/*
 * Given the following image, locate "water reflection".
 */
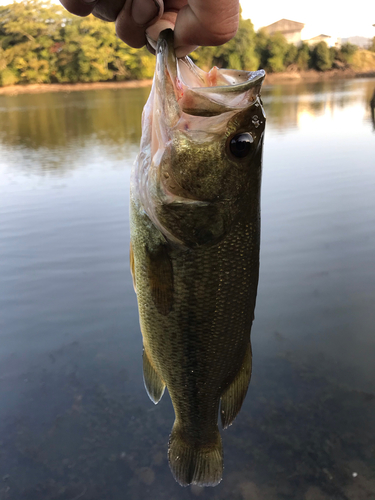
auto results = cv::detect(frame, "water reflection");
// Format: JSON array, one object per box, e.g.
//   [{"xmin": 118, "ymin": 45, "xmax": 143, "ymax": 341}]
[
  {"xmin": 0, "ymin": 88, "xmax": 149, "ymax": 176},
  {"xmin": 0, "ymin": 79, "xmax": 374, "ymax": 157},
  {"xmin": 0, "ymin": 88, "xmax": 148, "ymax": 149},
  {"xmin": 262, "ymin": 78, "xmax": 375, "ymax": 133},
  {"xmin": 1, "ymin": 78, "xmax": 375, "ymax": 500}
]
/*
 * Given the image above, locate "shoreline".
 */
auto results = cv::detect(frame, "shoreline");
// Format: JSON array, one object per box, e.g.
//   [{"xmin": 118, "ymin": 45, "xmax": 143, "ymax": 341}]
[
  {"xmin": 0, "ymin": 79, "xmax": 153, "ymax": 96},
  {"xmin": 264, "ymin": 68, "xmax": 375, "ymax": 84},
  {"xmin": 1, "ymin": 70, "xmax": 375, "ymax": 96}
]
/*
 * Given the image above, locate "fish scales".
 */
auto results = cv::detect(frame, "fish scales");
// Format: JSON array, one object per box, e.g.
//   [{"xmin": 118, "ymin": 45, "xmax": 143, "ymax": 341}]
[{"xmin": 130, "ymin": 29, "xmax": 266, "ymax": 487}]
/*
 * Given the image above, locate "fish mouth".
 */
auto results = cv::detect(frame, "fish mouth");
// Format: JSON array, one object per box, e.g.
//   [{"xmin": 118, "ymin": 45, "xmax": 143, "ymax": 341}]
[
  {"xmin": 136, "ymin": 30, "xmax": 266, "ymax": 245},
  {"xmin": 150, "ymin": 30, "xmax": 266, "ymax": 203},
  {"xmin": 155, "ymin": 29, "xmax": 265, "ymax": 118}
]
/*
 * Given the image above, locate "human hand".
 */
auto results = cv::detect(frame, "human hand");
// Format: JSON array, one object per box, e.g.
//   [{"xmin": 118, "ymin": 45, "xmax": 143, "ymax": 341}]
[{"xmin": 59, "ymin": 0, "xmax": 239, "ymax": 57}]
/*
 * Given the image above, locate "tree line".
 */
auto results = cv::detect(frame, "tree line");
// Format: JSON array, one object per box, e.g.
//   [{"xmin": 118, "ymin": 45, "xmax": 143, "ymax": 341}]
[{"xmin": 0, "ymin": 0, "xmax": 373, "ymax": 87}]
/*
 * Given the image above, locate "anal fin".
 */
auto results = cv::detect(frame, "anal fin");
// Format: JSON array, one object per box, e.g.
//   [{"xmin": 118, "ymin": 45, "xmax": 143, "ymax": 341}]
[
  {"xmin": 220, "ymin": 342, "xmax": 252, "ymax": 429},
  {"xmin": 143, "ymin": 348, "xmax": 165, "ymax": 404}
]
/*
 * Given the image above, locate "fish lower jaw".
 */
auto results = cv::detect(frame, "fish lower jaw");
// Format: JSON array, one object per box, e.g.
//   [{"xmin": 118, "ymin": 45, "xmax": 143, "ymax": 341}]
[{"xmin": 158, "ymin": 178, "xmax": 209, "ymax": 207}]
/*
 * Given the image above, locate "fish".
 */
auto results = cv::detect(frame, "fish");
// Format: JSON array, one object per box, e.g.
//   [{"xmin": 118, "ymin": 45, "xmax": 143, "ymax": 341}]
[{"xmin": 129, "ymin": 29, "xmax": 266, "ymax": 487}]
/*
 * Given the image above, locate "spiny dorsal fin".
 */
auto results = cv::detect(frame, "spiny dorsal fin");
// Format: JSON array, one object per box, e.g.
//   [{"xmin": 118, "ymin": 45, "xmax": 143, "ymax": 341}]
[
  {"xmin": 143, "ymin": 348, "xmax": 165, "ymax": 404},
  {"xmin": 220, "ymin": 342, "xmax": 252, "ymax": 429},
  {"xmin": 145, "ymin": 244, "xmax": 174, "ymax": 316}
]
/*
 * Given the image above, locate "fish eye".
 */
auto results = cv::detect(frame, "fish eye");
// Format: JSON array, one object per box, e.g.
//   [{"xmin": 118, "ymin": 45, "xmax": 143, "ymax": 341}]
[{"xmin": 229, "ymin": 133, "xmax": 254, "ymax": 159}]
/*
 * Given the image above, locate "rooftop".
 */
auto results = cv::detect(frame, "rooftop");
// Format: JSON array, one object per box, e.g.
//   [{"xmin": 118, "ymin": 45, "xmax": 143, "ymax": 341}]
[
  {"xmin": 263, "ymin": 19, "xmax": 305, "ymax": 31},
  {"xmin": 308, "ymin": 34, "xmax": 331, "ymax": 40}
]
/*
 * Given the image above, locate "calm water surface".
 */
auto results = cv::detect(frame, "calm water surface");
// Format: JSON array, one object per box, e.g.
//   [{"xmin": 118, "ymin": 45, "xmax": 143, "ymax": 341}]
[{"xmin": 1, "ymin": 78, "xmax": 375, "ymax": 500}]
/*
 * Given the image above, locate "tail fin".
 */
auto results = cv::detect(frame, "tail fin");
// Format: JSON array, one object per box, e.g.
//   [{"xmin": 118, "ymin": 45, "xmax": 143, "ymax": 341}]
[{"xmin": 168, "ymin": 422, "xmax": 223, "ymax": 487}]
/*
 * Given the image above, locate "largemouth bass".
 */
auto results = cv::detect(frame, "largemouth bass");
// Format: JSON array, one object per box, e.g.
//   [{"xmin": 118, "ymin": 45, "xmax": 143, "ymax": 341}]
[{"xmin": 130, "ymin": 29, "xmax": 266, "ymax": 487}]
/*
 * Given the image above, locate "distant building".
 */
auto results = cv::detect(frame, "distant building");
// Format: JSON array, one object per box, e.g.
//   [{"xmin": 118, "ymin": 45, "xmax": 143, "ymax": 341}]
[
  {"xmin": 261, "ymin": 19, "xmax": 305, "ymax": 46},
  {"xmin": 339, "ymin": 36, "xmax": 372, "ymax": 48},
  {"xmin": 305, "ymin": 34, "xmax": 335, "ymax": 47}
]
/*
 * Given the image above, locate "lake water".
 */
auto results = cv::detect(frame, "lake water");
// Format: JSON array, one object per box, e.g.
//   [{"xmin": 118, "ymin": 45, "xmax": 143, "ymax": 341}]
[{"xmin": 1, "ymin": 78, "xmax": 375, "ymax": 500}]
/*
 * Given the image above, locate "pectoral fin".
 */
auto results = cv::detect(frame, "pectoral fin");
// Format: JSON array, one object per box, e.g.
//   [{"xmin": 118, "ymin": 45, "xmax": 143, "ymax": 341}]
[
  {"xmin": 220, "ymin": 343, "xmax": 252, "ymax": 429},
  {"xmin": 145, "ymin": 243, "xmax": 174, "ymax": 316},
  {"xmin": 129, "ymin": 241, "xmax": 136, "ymax": 293},
  {"xmin": 143, "ymin": 348, "xmax": 165, "ymax": 404}
]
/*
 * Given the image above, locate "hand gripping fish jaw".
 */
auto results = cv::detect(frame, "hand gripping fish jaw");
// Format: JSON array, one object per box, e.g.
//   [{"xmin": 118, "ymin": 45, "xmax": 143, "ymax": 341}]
[{"xmin": 130, "ymin": 29, "xmax": 266, "ymax": 486}]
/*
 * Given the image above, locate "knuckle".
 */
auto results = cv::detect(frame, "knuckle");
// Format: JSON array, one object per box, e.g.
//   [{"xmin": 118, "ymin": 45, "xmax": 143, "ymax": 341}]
[
  {"xmin": 59, "ymin": 0, "xmax": 94, "ymax": 17},
  {"xmin": 204, "ymin": 15, "xmax": 239, "ymax": 45},
  {"xmin": 209, "ymin": 29, "xmax": 238, "ymax": 46},
  {"xmin": 115, "ymin": 25, "xmax": 146, "ymax": 48}
]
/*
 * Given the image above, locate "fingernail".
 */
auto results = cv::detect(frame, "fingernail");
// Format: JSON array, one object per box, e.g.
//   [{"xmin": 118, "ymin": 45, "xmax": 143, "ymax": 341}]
[
  {"xmin": 146, "ymin": 40, "xmax": 156, "ymax": 55},
  {"xmin": 146, "ymin": 19, "xmax": 174, "ymax": 44},
  {"xmin": 132, "ymin": 0, "xmax": 161, "ymax": 26},
  {"xmin": 146, "ymin": 34, "xmax": 157, "ymax": 55},
  {"xmin": 82, "ymin": 0, "xmax": 97, "ymax": 3}
]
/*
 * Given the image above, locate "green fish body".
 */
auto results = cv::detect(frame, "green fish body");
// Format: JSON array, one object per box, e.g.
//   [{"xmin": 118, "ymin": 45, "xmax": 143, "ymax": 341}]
[{"xmin": 130, "ymin": 30, "xmax": 266, "ymax": 487}]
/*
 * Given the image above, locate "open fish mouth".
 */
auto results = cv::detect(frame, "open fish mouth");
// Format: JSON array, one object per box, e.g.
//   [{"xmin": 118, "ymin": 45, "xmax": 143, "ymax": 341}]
[
  {"xmin": 148, "ymin": 29, "xmax": 266, "ymax": 165},
  {"xmin": 136, "ymin": 29, "xmax": 266, "ymax": 246},
  {"xmin": 155, "ymin": 29, "xmax": 265, "ymax": 117}
]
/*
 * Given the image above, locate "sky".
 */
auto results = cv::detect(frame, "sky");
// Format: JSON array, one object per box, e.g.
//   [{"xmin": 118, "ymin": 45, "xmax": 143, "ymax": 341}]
[
  {"xmin": 0, "ymin": 0, "xmax": 374, "ymax": 40},
  {"xmin": 240, "ymin": 0, "xmax": 375, "ymax": 39}
]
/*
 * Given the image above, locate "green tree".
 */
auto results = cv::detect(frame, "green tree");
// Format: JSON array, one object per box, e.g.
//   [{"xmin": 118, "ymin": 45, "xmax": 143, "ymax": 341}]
[
  {"xmin": 56, "ymin": 16, "xmax": 118, "ymax": 82},
  {"xmin": 284, "ymin": 43, "xmax": 298, "ymax": 67},
  {"xmin": 296, "ymin": 42, "xmax": 311, "ymax": 70},
  {"xmin": 254, "ymin": 29, "xmax": 270, "ymax": 69},
  {"xmin": 311, "ymin": 41, "xmax": 332, "ymax": 71},
  {"xmin": 266, "ymin": 32, "xmax": 289, "ymax": 72},
  {"xmin": 111, "ymin": 43, "xmax": 155, "ymax": 81},
  {"xmin": 0, "ymin": 0, "xmax": 155, "ymax": 86},
  {"xmin": 337, "ymin": 42, "xmax": 358, "ymax": 64},
  {"xmin": 1, "ymin": 0, "xmax": 361, "ymax": 87},
  {"xmin": 0, "ymin": 0, "xmax": 66, "ymax": 84}
]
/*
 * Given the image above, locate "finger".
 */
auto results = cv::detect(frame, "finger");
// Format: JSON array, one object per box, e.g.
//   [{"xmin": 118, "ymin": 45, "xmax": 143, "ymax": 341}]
[
  {"xmin": 132, "ymin": 0, "xmax": 163, "ymax": 26},
  {"xmin": 146, "ymin": 14, "xmax": 197, "ymax": 57},
  {"xmin": 91, "ymin": 0, "xmax": 128, "ymax": 22},
  {"xmin": 59, "ymin": 0, "xmax": 98, "ymax": 17},
  {"xmin": 145, "ymin": 11, "xmax": 176, "ymax": 48},
  {"xmin": 115, "ymin": 0, "xmax": 163, "ymax": 48},
  {"xmin": 174, "ymin": 0, "xmax": 239, "ymax": 55},
  {"xmin": 145, "ymin": 0, "xmax": 185, "ymax": 49},
  {"xmin": 146, "ymin": 3, "xmax": 198, "ymax": 56}
]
